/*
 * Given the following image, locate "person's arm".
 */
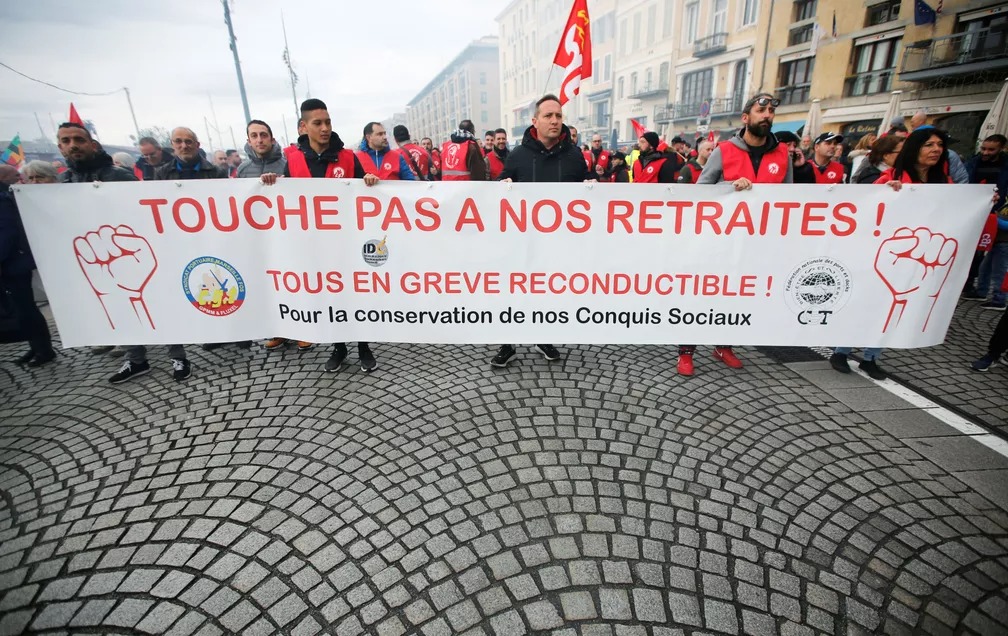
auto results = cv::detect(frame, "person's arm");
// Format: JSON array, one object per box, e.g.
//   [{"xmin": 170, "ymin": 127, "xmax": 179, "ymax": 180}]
[
  {"xmin": 696, "ymin": 148, "xmax": 723, "ymax": 184},
  {"xmin": 397, "ymin": 152, "xmax": 417, "ymax": 181},
  {"xmin": 468, "ymin": 142, "xmax": 488, "ymax": 181}
]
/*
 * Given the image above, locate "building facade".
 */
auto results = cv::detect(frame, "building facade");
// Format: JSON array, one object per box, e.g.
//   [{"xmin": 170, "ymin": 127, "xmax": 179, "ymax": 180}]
[{"xmin": 404, "ymin": 37, "xmax": 502, "ymax": 145}]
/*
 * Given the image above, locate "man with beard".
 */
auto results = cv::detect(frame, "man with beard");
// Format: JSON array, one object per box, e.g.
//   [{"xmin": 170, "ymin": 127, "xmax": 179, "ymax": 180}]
[
  {"xmin": 490, "ymin": 94, "xmax": 588, "ymax": 368},
  {"xmin": 225, "ymin": 149, "xmax": 242, "ymax": 178},
  {"xmin": 262, "ymin": 99, "xmax": 380, "ymax": 371},
  {"xmin": 485, "ymin": 128, "xmax": 509, "ymax": 180},
  {"xmin": 212, "ymin": 150, "xmax": 228, "ymax": 169},
  {"xmin": 677, "ymin": 139, "xmax": 715, "ymax": 183},
  {"xmin": 135, "ymin": 136, "xmax": 173, "ymax": 180},
  {"xmin": 236, "ymin": 120, "xmax": 285, "ymax": 178},
  {"xmin": 632, "ymin": 131, "xmax": 678, "ymax": 183},
  {"xmin": 678, "ymin": 93, "xmax": 792, "ymax": 377},
  {"xmin": 440, "ymin": 119, "xmax": 487, "ymax": 181},
  {"xmin": 357, "ymin": 123, "xmax": 417, "ymax": 181},
  {"xmin": 421, "ymin": 137, "xmax": 441, "ymax": 180}
]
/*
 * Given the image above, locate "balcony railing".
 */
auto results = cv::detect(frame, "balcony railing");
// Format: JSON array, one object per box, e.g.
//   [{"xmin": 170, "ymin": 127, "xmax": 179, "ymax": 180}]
[
  {"xmin": 654, "ymin": 105, "xmax": 674, "ymax": 123},
  {"xmin": 629, "ymin": 82, "xmax": 671, "ymax": 99},
  {"xmin": 900, "ymin": 26, "xmax": 1008, "ymax": 83},
  {"xmin": 667, "ymin": 94, "xmax": 745, "ymax": 122},
  {"xmin": 693, "ymin": 32, "xmax": 728, "ymax": 57},
  {"xmin": 843, "ymin": 69, "xmax": 895, "ymax": 97},
  {"xmin": 776, "ymin": 83, "xmax": 811, "ymax": 105}
]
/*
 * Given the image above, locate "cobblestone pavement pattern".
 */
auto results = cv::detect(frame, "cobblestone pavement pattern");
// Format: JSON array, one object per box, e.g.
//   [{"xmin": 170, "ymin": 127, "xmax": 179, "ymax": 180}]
[{"xmin": 1, "ymin": 306, "xmax": 1007, "ymax": 635}]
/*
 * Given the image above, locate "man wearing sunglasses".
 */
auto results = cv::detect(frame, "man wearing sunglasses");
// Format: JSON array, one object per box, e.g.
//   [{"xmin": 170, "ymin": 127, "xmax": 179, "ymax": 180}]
[
  {"xmin": 698, "ymin": 93, "xmax": 792, "ymax": 190},
  {"xmin": 678, "ymin": 94, "xmax": 792, "ymax": 377},
  {"xmin": 135, "ymin": 137, "xmax": 174, "ymax": 181}
]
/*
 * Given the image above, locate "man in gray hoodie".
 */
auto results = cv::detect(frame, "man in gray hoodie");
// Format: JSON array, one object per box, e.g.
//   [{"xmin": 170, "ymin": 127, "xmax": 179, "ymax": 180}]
[{"xmin": 236, "ymin": 120, "xmax": 286, "ymax": 177}]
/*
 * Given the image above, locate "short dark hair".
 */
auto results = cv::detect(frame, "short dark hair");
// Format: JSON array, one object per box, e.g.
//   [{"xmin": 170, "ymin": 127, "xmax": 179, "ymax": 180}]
[
  {"xmin": 57, "ymin": 122, "xmax": 91, "ymax": 140},
  {"xmin": 137, "ymin": 136, "xmax": 160, "ymax": 147},
  {"xmin": 420, "ymin": 137, "xmax": 432, "ymax": 144},
  {"xmin": 299, "ymin": 98, "xmax": 328, "ymax": 122},
  {"xmin": 985, "ymin": 134, "xmax": 1007, "ymax": 146},
  {"xmin": 494, "ymin": 128, "xmax": 507, "ymax": 136},
  {"xmin": 458, "ymin": 119, "xmax": 475, "ymax": 134},
  {"xmin": 226, "ymin": 149, "xmax": 238, "ymax": 157},
  {"xmin": 743, "ymin": 92, "xmax": 776, "ymax": 114},
  {"xmin": 247, "ymin": 119, "xmax": 273, "ymax": 137},
  {"xmin": 484, "ymin": 130, "xmax": 494, "ymax": 137},
  {"xmin": 363, "ymin": 122, "xmax": 383, "ymax": 137}
]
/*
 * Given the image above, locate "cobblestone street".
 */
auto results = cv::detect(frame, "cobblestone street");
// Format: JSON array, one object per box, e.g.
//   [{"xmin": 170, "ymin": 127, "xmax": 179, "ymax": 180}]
[{"xmin": 1, "ymin": 302, "xmax": 1006, "ymax": 635}]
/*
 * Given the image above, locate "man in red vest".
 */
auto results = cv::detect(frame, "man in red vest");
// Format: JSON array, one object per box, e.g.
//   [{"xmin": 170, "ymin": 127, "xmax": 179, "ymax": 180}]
[
  {"xmin": 393, "ymin": 125, "xmax": 430, "ymax": 180},
  {"xmin": 679, "ymin": 93, "xmax": 793, "ymax": 376},
  {"xmin": 809, "ymin": 132, "xmax": 845, "ymax": 184},
  {"xmin": 483, "ymin": 131, "xmax": 495, "ymax": 156},
  {"xmin": 588, "ymin": 134, "xmax": 611, "ymax": 177},
  {"xmin": 356, "ymin": 123, "xmax": 417, "ymax": 181},
  {"xmin": 421, "ymin": 137, "xmax": 441, "ymax": 180},
  {"xmin": 485, "ymin": 128, "xmax": 509, "ymax": 180},
  {"xmin": 263, "ymin": 98, "xmax": 381, "ymax": 373},
  {"xmin": 677, "ymin": 139, "xmax": 714, "ymax": 183},
  {"xmin": 632, "ymin": 131, "xmax": 678, "ymax": 183},
  {"xmin": 440, "ymin": 119, "xmax": 487, "ymax": 181}
]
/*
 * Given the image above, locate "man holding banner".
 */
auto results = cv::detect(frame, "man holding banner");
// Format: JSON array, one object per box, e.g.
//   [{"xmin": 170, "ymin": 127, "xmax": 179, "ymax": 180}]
[{"xmin": 491, "ymin": 94, "xmax": 588, "ymax": 368}]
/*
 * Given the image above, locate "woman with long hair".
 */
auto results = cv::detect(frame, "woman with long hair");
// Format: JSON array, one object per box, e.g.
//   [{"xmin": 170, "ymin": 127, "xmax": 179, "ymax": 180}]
[
  {"xmin": 876, "ymin": 127, "xmax": 951, "ymax": 188},
  {"xmin": 853, "ymin": 135, "xmax": 903, "ymax": 184}
]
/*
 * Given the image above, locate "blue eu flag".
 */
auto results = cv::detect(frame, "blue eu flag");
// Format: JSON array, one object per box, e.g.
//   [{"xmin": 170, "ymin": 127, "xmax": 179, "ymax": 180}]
[{"xmin": 915, "ymin": 0, "xmax": 937, "ymax": 25}]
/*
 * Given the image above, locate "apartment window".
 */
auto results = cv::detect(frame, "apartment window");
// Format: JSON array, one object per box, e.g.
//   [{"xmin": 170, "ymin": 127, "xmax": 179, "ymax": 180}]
[
  {"xmin": 659, "ymin": 62, "xmax": 670, "ymax": 89},
  {"xmin": 846, "ymin": 37, "xmax": 900, "ymax": 96},
  {"xmin": 866, "ymin": 0, "xmax": 900, "ymax": 27},
  {"xmin": 604, "ymin": 54, "xmax": 612, "ymax": 81},
  {"xmin": 481, "ymin": 111, "xmax": 489, "ymax": 123},
  {"xmin": 684, "ymin": 3, "xmax": 699, "ymax": 44},
  {"xmin": 618, "ymin": 77, "xmax": 625, "ymax": 99},
  {"xmin": 741, "ymin": 0, "xmax": 759, "ymax": 26},
  {"xmin": 680, "ymin": 69, "xmax": 713, "ymax": 106},
  {"xmin": 712, "ymin": 0, "xmax": 728, "ymax": 33},
  {"xmin": 778, "ymin": 57, "xmax": 814, "ymax": 104},
  {"xmin": 647, "ymin": 4, "xmax": 657, "ymax": 45},
  {"xmin": 633, "ymin": 12, "xmax": 642, "ymax": 50},
  {"xmin": 630, "ymin": 72, "xmax": 638, "ymax": 95},
  {"xmin": 732, "ymin": 60, "xmax": 748, "ymax": 103},
  {"xmin": 663, "ymin": 0, "xmax": 675, "ymax": 38},
  {"xmin": 620, "ymin": 18, "xmax": 628, "ymax": 55},
  {"xmin": 594, "ymin": 59, "xmax": 601, "ymax": 78},
  {"xmin": 956, "ymin": 12, "xmax": 1008, "ymax": 61},
  {"xmin": 794, "ymin": 0, "xmax": 817, "ymax": 22},
  {"xmin": 789, "ymin": 23, "xmax": 815, "ymax": 45},
  {"xmin": 480, "ymin": 72, "xmax": 487, "ymax": 85},
  {"xmin": 481, "ymin": 92, "xmax": 488, "ymax": 104},
  {"xmin": 592, "ymin": 101, "xmax": 609, "ymax": 128}
]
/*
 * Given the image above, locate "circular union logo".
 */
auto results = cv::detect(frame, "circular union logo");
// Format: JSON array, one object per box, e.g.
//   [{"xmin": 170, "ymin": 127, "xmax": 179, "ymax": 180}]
[
  {"xmin": 383, "ymin": 162, "xmax": 393, "ymax": 171},
  {"xmin": 784, "ymin": 257, "xmax": 852, "ymax": 314},
  {"xmin": 362, "ymin": 237, "xmax": 389, "ymax": 267},
  {"xmin": 768, "ymin": 163, "xmax": 780, "ymax": 175},
  {"xmin": 331, "ymin": 166, "xmax": 345, "ymax": 178},
  {"xmin": 182, "ymin": 256, "xmax": 246, "ymax": 317}
]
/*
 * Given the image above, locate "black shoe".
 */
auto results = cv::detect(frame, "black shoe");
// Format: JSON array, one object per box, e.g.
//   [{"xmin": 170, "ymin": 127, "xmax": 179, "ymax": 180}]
[
  {"xmin": 15, "ymin": 350, "xmax": 35, "ymax": 365},
  {"xmin": 109, "ymin": 360, "xmax": 150, "ymax": 384},
  {"xmin": 962, "ymin": 290, "xmax": 986, "ymax": 300},
  {"xmin": 859, "ymin": 359, "xmax": 887, "ymax": 381},
  {"xmin": 491, "ymin": 345, "xmax": 516, "ymax": 368},
  {"xmin": 90, "ymin": 345, "xmax": 114, "ymax": 355},
  {"xmin": 201, "ymin": 343, "xmax": 224, "ymax": 351},
  {"xmin": 26, "ymin": 350, "xmax": 56, "ymax": 367},
  {"xmin": 981, "ymin": 301, "xmax": 1007, "ymax": 311},
  {"xmin": 172, "ymin": 358, "xmax": 192, "ymax": 381},
  {"xmin": 359, "ymin": 344, "xmax": 377, "ymax": 373},
  {"xmin": 326, "ymin": 345, "xmax": 348, "ymax": 373},
  {"xmin": 535, "ymin": 344, "xmax": 561, "ymax": 361},
  {"xmin": 829, "ymin": 353, "xmax": 850, "ymax": 374}
]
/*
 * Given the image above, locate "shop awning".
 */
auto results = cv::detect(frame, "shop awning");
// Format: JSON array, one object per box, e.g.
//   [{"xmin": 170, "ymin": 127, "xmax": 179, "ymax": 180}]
[{"xmin": 772, "ymin": 120, "xmax": 805, "ymax": 134}]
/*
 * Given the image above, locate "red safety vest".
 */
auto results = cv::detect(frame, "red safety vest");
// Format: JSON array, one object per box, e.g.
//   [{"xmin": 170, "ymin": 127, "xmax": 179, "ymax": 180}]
[
  {"xmin": 401, "ymin": 143, "xmax": 430, "ymax": 179},
  {"xmin": 355, "ymin": 149, "xmax": 402, "ymax": 180},
  {"xmin": 811, "ymin": 161, "xmax": 844, "ymax": 184},
  {"xmin": 874, "ymin": 167, "xmax": 952, "ymax": 185},
  {"xmin": 133, "ymin": 165, "xmax": 143, "ymax": 181},
  {"xmin": 719, "ymin": 141, "xmax": 789, "ymax": 183},
  {"xmin": 632, "ymin": 157, "xmax": 669, "ymax": 183},
  {"xmin": 441, "ymin": 141, "xmax": 473, "ymax": 181},
  {"xmin": 582, "ymin": 149, "xmax": 593, "ymax": 170},
  {"xmin": 682, "ymin": 160, "xmax": 704, "ymax": 184},
  {"xmin": 487, "ymin": 151, "xmax": 506, "ymax": 180},
  {"xmin": 284, "ymin": 145, "xmax": 355, "ymax": 178},
  {"xmin": 588, "ymin": 150, "xmax": 611, "ymax": 173}
]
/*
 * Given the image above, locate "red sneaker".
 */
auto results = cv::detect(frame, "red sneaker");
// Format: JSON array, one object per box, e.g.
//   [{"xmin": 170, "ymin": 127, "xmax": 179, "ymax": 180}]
[
  {"xmin": 713, "ymin": 347, "xmax": 743, "ymax": 369},
  {"xmin": 677, "ymin": 353, "xmax": 694, "ymax": 376}
]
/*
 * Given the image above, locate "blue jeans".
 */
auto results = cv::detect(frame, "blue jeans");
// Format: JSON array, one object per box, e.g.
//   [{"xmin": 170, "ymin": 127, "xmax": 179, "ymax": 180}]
[
  {"xmin": 977, "ymin": 242, "xmax": 1008, "ymax": 305},
  {"xmin": 834, "ymin": 347, "xmax": 881, "ymax": 361}
]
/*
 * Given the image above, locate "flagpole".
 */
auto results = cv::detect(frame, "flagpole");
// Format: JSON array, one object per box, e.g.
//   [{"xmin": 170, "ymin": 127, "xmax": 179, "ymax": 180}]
[
  {"xmin": 282, "ymin": 10, "xmax": 299, "ymax": 118},
  {"xmin": 122, "ymin": 87, "xmax": 141, "ymax": 144}
]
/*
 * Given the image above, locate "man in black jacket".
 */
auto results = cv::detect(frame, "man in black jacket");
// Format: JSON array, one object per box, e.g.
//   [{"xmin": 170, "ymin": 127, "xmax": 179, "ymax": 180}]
[
  {"xmin": 491, "ymin": 94, "xmax": 589, "ymax": 368},
  {"xmin": 135, "ymin": 136, "xmax": 174, "ymax": 180}
]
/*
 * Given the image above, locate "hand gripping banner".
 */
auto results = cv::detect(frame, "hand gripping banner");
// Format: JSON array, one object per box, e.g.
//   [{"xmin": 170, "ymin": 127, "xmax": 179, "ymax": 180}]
[{"xmin": 13, "ymin": 180, "xmax": 993, "ymax": 348}]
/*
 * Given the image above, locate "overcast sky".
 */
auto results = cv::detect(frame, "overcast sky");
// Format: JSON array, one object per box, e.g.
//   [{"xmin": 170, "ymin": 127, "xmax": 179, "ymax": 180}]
[{"xmin": 0, "ymin": 0, "xmax": 505, "ymax": 150}]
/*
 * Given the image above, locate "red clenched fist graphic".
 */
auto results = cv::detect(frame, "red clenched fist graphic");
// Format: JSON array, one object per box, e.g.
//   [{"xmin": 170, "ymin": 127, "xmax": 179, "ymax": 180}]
[
  {"xmin": 874, "ymin": 227, "xmax": 958, "ymax": 333},
  {"xmin": 73, "ymin": 224, "xmax": 158, "ymax": 329}
]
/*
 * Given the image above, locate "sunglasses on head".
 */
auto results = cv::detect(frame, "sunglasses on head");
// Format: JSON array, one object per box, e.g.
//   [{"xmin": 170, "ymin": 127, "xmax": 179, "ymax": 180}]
[{"xmin": 748, "ymin": 96, "xmax": 781, "ymax": 109}]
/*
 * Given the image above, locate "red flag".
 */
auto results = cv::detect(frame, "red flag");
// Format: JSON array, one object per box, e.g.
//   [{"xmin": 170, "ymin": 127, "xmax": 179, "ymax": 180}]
[
  {"xmin": 707, "ymin": 130, "xmax": 715, "ymax": 142},
  {"xmin": 69, "ymin": 103, "xmax": 84, "ymax": 126},
  {"xmin": 552, "ymin": 0, "xmax": 592, "ymax": 105},
  {"xmin": 630, "ymin": 118, "xmax": 646, "ymax": 139}
]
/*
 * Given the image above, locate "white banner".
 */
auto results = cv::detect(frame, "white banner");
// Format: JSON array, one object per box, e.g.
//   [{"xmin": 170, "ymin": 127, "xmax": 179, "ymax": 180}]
[{"xmin": 13, "ymin": 180, "xmax": 991, "ymax": 348}]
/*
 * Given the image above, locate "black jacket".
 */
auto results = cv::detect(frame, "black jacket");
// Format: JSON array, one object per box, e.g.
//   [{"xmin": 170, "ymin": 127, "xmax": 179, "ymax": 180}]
[
  {"xmin": 282, "ymin": 134, "xmax": 366, "ymax": 179},
  {"xmin": 154, "ymin": 156, "xmax": 227, "ymax": 180},
  {"xmin": 0, "ymin": 187, "xmax": 34, "ymax": 278},
  {"xmin": 135, "ymin": 149, "xmax": 175, "ymax": 180},
  {"xmin": 499, "ymin": 125, "xmax": 590, "ymax": 183},
  {"xmin": 852, "ymin": 162, "xmax": 884, "ymax": 185},
  {"xmin": 61, "ymin": 150, "xmax": 138, "ymax": 183}
]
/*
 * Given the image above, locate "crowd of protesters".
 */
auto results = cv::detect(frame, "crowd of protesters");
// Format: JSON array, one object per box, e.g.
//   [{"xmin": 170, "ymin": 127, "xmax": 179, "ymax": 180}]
[{"xmin": 2, "ymin": 92, "xmax": 1006, "ymax": 383}]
